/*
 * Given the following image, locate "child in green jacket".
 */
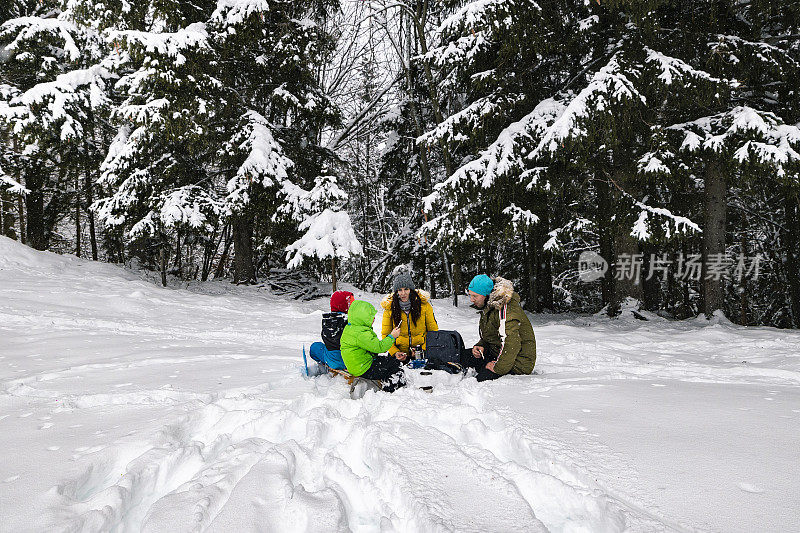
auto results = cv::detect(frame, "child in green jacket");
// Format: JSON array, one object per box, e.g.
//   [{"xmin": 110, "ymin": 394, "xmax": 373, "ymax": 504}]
[{"xmin": 340, "ymin": 300, "xmax": 406, "ymax": 392}]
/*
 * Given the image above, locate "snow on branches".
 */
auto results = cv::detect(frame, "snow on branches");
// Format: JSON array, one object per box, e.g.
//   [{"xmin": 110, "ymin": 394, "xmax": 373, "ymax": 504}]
[
  {"xmin": 503, "ymin": 203, "xmax": 539, "ymax": 231},
  {"xmin": 107, "ymin": 23, "xmax": 210, "ymax": 59},
  {"xmin": 283, "ymin": 173, "xmax": 360, "ymax": 268},
  {"xmin": 644, "ymin": 47, "xmax": 721, "ymax": 86},
  {"xmin": 424, "ymin": 97, "xmax": 565, "ymax": 212},
  {"xmin": 530, "ymin": 54, "xmax": 644, "ymax": 160},
  {"xmin": 0, "ymin": 17, "xmax": 82, "ymax": 62},
  {"xmin": 431, "ymin": 0, "xmax": 540, "ymax": 68},
  {"xmin": 670, "ymin": 106, "xmax": 800, "ymax": 177},
  {"xmin": 224, "ymin": 111, "xmax": 293, "ymax": 214},
  {"xmin": 0, "ymin": 65, "xmax": 112, "ymax": 141},
  {"xmin": 0, "ymin": 167, "xmax": 29, "ymax": 195},
  {"xmin": 285, "ymin": 209, "xmax": 363, "ymax": 268},
  {"xmin": 128, "ymin": 186, "xmax": 221, "ymax": 238},
  {"xmin": 211, "ymin": 0, "xmax": 271, "ymax": 25}
]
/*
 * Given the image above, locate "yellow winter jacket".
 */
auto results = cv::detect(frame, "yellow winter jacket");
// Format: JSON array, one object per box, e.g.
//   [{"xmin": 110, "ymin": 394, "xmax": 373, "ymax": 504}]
[{"xmin": 380, "ymin": 291, "xmax": 439, "ymax": 355}]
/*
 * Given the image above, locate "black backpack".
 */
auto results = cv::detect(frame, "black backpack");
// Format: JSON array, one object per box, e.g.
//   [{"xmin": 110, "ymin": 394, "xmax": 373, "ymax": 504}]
[{"xmin": 424, "ymin": 330, "xmax": 466, "ymax": 374}]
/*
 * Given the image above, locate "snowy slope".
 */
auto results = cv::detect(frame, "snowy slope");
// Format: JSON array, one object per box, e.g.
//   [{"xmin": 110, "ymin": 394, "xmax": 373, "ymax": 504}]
[{"xmin": 1, "ymin": 236, "xmax": 799, "ymax": 532}]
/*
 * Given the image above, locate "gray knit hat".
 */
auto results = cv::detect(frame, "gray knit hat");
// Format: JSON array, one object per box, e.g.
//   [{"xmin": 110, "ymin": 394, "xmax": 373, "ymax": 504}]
[{"xmin": 392, "ymin": 272, "xmax": 415, "ymax": 292}]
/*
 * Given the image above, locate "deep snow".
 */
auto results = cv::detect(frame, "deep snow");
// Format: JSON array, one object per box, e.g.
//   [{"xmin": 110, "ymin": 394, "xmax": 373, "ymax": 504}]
[{"xmin": 1, "ymin": 236, "xmax": 798, "ymax": 532}]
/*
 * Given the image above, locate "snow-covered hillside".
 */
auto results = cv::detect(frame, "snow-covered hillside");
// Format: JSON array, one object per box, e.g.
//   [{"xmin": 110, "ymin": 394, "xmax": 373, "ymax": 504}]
[{"xmin": 1, "ymin": 236, "xmax": 798, "ymax": 532}]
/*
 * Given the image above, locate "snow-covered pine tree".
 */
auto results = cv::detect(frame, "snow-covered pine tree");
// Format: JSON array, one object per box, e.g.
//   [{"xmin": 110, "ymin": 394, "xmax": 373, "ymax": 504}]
[
  {"xmin": 212, "ymin": 0, "xmax": 340, "ymax": 283},
  {"xmin": 90, "ymin": 1, "xmax": 221, "ymax": 284},
  {"xmin": 648, "ymin": 2, "xmax": 800, "ymax": 321},
  {"xmin": 0, "ymin": 0, "xmax": 111, "ymax": 251},
  {"xmin": 92, "ymin": 0, "xmax": 341, "ymax": 284},
  {"xmin": 284, "ymin": 172, "xmax": 363, "ymax": 291},
  {"xmin": 420, "ymin": 0, "xmax": 585, "ymax": 309},
  {"xmin": 425, "ymin": 0, "xmax": 799, "ymax": 321}
]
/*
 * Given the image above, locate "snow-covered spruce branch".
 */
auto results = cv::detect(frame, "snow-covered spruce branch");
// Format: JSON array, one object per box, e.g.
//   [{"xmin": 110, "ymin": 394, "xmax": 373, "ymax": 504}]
[
  {"xmin": 424, "ymin": 97, "xmax": 565, "ymax": 209},
  {"xmin": 643, "ymin": 47, "xmax": 722, "ymax": 86},
  {"xmin": 530, "ymin": 54, "xmax": 645, "ymax": 161},
  {"xmin": 106, "ymin": 23, "xmax": 210, "ymax": 58},
  {"xmin": 416, "ymin": 92, "xmax": 524, "ymax": 147},
  {"xmin": 0, "ymin": 168, "xmax": 29, "ymax": 195},
  {"xmin": 285, "ymin": 209, "xmax": 363, "ymax": 268},
  {"xmin": 669, "ymin": 106, "xmax": 800, "ymax": 177},
  {"xmin": 0, "ymin": 16, "xmax": 83, "ymax": 62},
  {"xmin": 223, "ymin": 110, "xmax": 294, "ymax": 215}
]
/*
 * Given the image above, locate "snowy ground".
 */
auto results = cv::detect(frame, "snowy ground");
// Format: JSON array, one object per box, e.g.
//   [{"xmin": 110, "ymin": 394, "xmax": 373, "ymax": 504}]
[{"xmin": 1, "ymin": 236, "xmax": 799, "ymax": 533}]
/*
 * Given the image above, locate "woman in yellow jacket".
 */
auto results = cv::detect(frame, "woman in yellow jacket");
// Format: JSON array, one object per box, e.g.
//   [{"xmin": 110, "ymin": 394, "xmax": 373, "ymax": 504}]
[{"xmin": 380, "ymin": 273, "xmax": 438, "ymax": 360}]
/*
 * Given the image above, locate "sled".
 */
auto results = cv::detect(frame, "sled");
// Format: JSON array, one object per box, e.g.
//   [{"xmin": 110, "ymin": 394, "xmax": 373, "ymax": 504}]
[
  {"xmin": 303, "ymin": 346, "xmax": 381, "ymax": 398},
  {"xmin": 325, "ymin": 365, "xmax": 383, "ymax": 398}
]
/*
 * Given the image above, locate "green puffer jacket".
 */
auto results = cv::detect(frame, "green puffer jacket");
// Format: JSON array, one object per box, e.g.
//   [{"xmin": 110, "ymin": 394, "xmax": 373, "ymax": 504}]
[
  {"xmin": 475, "ymin": 277, "xmax": 536, "ymax": 376},
  {"xmin": 340, "ymin": 300, "xmax": 396, "ymax": 376}
]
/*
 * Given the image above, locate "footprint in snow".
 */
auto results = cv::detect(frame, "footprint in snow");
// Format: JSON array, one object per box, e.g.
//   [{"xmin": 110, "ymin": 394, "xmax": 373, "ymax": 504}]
[
  {"xmin": 4, "ymin": 475, "xmax": 20, "ymax": 483},
  {"xmin": 39, "ymin": 423, "xmax": 54, "ymax": 430},
  {"xmin": 19, "ymin": 412, "xmax": 33, "ymax": 418},
  {"xmin": 581, "ymin": 409, "xmax": 592, "ymax": 413},
  {"xmin": 567, "ymin": 419, "xmax": 580, "ymax": 424},
  {"xmin": 46, "ymin": 446, "xmax": 60, "ymax": 451},
  {"xmin": 738, "ymin": 483, "xmax": 764, "ymax": 494}
]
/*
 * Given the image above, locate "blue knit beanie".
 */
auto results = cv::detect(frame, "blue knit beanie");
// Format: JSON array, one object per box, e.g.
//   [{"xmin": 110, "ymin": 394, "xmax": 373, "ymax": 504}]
[{"xmin": 468, "ymin": 274, "xmax": 494, "ymax": 296}]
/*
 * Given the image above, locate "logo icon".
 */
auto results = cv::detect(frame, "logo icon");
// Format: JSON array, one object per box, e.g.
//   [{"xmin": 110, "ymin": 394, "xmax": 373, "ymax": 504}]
[{"xmin": 578, "ymin": 251, "xmax": 608, "ymax": 282}]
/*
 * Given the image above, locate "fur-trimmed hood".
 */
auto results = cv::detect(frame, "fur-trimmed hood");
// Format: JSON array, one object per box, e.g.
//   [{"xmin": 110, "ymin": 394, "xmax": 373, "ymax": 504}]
[
  {"xmin": 486, "ymin": 277, "xmax": 515, "ymax": 310},
  {"xmin": 380, "ymin": 289, "xmax": 431, "ymax": 310}
]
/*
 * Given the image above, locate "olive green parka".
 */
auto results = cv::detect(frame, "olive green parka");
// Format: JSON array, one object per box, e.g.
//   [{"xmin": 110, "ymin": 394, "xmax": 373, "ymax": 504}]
[{"xmin": 475, "ymin": 277, "xmax": 536, "ymax": 376}]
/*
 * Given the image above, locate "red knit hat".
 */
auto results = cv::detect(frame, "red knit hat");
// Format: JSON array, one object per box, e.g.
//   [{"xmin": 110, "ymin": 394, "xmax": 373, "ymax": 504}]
[{"xmin": 330, "ymin": 290, "xmax": 355, "ymax": 312}]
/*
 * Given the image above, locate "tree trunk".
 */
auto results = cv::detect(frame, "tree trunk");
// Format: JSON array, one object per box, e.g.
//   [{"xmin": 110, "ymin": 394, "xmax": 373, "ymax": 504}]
[
  {"xmin": 331, "ymin": 257, "xmax": 338, "ymax": 292},
  {"xmin": 783, "ymin": 190, "xmax": 800, "ymax": 328},
  {"xmin": 596, "ymin": 176, "xmax": 615, "ymax": 312},
  {"xmin": 17, "ymin": 194, "xmax": 26, "ymax": 245},
  {"xmin": 612, "ymin": 220, "xmax": 642, "ymax": 312},
  {"xmin": 159, "ymin": 245, "xmax": 167, "ymax": 287},
  {"xmin": 75, "ymin": 169, "xmax": 81, "ymax": 257},
  {"xmin": 25, "ymin": 163, "xmax": 46, "ymax": 250},
  {"xmin": 174, "ymin": 230, "xmax": 183, "ymax": 278},
  {"xmin": 610, "ymin": 169, "xmax": 643, "ymax": 316},
  {"xmin": 642, "ymin": 243, "xmax": 660, "ymax": 312},
  {"xmin": 202, "ymin": 224, "xmax": 222, "ymax": 281},
  {"xmin": 452, "ymin": 255, "xmax": 462, "ymax": 307},
  {"xmin": 701, "ymin": 160, "xmax": 726, "ymax": 318},
  {"xmin": 85, "ymin": 171, "xmax": 98, "ymax": 260},
  {"xmin": 523, "ymin": 229, "xmax": 535, "ymax": 312},
  {"xmin": 738, "ymin": 234, "xmax": 748, "ymax": 326},
  {"xmin": 442, "ymin": 251, "xmax": 453, "ymax": 296},
  {"xmin": 214, "ymin": 225, "xmax": 233, "ymax": 280},
  {"xmin": 232, "ymin": 215, "xmax": 255, "ymax": 284},
  {"xmin": 535, "ymin": 201, "xmax": 554, "ymax": 312}
]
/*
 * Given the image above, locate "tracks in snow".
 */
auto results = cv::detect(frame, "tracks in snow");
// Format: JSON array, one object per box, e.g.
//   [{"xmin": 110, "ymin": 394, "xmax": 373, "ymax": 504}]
[{"xmin": 48, "ymin": 377, "xmax": 667, "ymax": 533}]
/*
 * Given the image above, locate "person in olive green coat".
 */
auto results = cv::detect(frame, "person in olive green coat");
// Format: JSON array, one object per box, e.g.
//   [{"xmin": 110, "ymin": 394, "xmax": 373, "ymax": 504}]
[
  {"xmin": 340, "ymin": 300, "xmax": 405, "ymax": 391},
  {"xmin": 463, "ymin": 275, "xmax": 536, "ymax": 382}
]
